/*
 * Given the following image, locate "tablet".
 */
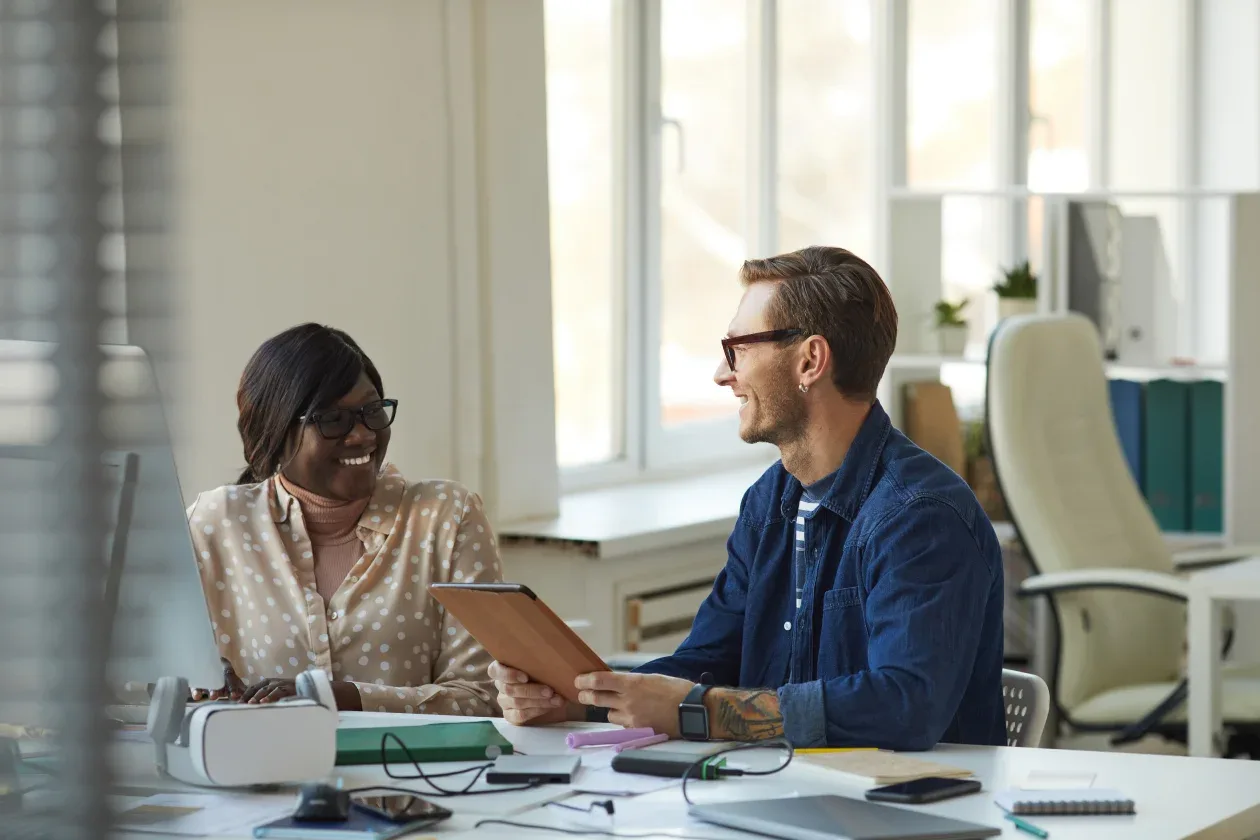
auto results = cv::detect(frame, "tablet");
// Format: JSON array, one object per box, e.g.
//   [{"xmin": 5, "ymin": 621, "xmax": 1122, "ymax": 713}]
[{"xmin": 427, "ymin": 583, "xmax": 608, "ymax": 704}]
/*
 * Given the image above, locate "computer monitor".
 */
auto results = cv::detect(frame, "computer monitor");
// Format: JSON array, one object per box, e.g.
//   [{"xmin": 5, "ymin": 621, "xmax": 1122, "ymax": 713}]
[{"xmin": 0, "ymin": 340, "xmax": 221, "ymax": 724}]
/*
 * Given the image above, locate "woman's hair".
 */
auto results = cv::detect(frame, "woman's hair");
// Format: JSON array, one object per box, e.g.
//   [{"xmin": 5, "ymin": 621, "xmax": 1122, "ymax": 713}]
[{"xmin": 235, "ymin": 324, "xmax": 384, "ymax": 484}]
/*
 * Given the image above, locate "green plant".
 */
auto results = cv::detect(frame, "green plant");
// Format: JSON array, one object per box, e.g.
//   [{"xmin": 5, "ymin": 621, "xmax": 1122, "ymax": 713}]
[
  {"xmin": 993, "ymin": 260, "xmax": 1037, "ymax": 299},
  {"xmin": 934, "ymin": 298, "xmax": 968, "ymax": 328},
  {"xmin": 963, "ymin": 419, "xmax": 988, "ymax": 461}
]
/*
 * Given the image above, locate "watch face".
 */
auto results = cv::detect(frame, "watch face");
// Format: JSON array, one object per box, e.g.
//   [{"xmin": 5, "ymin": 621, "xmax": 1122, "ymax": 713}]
[{"xmin": 679, "ymin": 706, "xmax": 707, "ymax": 738}]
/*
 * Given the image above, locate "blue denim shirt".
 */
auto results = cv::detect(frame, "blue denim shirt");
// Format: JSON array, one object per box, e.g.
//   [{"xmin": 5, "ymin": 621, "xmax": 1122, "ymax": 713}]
[{"xmin": 639, "ymin": 401, "xmax": 1006, "ymax": 751}]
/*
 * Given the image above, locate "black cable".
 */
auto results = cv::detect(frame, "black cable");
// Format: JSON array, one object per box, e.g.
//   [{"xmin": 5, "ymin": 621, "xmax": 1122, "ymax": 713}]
[
  {"xmin": 679, "ymin": 739, "xmax": 794, "ymax": 806},
  {"xmin": 375, "ymin": 731, "xmax": 540, "ymax": 797},
  {"xmin": 544, "ymin": 799, "xmax": 615, "ymax": 816},
  {"xmin": 471, "ymin": 819, "xmax": 724, "ymax": 839}
]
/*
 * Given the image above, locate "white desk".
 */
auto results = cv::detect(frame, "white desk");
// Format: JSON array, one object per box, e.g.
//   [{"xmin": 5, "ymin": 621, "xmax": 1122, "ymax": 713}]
[
  {"xmin": 1188, "ymin": 556, "xmax": 1260, "ymax": 757},
  {"xmin": 107, "ymin": 713, "xmax": 1260, "ymax": 840}
]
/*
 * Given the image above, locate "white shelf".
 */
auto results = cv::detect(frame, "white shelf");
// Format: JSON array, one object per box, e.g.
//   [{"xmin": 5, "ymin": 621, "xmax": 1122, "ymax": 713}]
[
  {"xmin": 889, "ymin": 187, "xmax": 1253, "ymax": 200},
  {"xmin": 887, "ymin": 352, "xmax": 1228, "ymax": 380}
]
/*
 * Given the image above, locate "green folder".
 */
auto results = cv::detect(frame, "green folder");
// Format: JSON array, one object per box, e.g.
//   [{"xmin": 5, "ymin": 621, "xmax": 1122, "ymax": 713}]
[
  {"xmin": 335, "ymin": 721, "xmax": 514, "ymax": 766},
  {"xmin": 1143, "ymin": 379, "xmax": 1190, "ymax": 531},
  {"xmin": 1188, "ymin": 380, "xmax": 1225, "ymax": 533}
]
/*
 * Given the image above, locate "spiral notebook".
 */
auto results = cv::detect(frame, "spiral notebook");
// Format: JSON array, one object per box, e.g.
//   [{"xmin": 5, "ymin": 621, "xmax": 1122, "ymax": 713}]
[{"xmin": 995, "ymin": 788, "xmax": 1135, "ymax": 816}]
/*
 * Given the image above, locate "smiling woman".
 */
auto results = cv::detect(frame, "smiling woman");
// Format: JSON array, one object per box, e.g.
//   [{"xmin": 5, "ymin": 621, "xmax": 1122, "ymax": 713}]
[{"xmin": 185, "ymin": 324, "xmax": 503, "ymax": 715}]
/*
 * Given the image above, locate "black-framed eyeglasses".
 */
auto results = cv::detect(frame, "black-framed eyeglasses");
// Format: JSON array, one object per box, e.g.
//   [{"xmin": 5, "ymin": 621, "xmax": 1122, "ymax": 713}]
[
  {"xmin": 721, "ymin": 329, "xmax": 804, "ymax": 372},
  {"xmin": 298, "ymin": 398, "xmax": 398, "ymax": 440}
]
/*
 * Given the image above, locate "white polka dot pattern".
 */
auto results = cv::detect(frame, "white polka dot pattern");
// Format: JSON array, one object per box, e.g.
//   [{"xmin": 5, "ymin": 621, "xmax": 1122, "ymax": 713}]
[{"xmin": 187, "ymin": 464, "xmax": 501, "ymax": 717}]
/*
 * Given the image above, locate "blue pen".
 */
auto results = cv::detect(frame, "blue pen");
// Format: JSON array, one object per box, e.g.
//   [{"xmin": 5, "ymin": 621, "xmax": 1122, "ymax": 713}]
[{"xmin": 1005, "ymin": 813, "xmax": 1049, "ymax": 838}]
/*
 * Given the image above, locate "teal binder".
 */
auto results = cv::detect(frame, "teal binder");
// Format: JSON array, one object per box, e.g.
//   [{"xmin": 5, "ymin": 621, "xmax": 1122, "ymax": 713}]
[
  {"xmin": 1143, "ymin": 379, "xmax": 1189, "ymax": 531},
  {"xmin": 1188, "ymin": 380, "xmax": 1224, "ymax": 533}
]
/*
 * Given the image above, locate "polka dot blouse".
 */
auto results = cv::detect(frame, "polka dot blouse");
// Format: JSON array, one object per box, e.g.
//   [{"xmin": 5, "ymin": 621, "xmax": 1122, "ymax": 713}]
[{"xmin": 186, "ymin": 464, "xmax": 501, "ymax": 715}]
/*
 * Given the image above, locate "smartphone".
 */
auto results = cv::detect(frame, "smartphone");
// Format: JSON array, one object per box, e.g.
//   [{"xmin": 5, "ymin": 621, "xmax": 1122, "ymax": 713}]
[
  {"xmin": 864, "ymin": 776, "xmax": 982, "ymax": 804},
  {"xmin": 349, "ymin": 792, "xmax": 453, "ymax": 825}
]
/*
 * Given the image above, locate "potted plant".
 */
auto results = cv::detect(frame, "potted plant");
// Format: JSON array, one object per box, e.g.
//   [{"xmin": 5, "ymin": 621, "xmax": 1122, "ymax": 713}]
[
  {"xmin": 934, "ymin": 298, "xmax": 969, "ymax": 355},
  {"xmin": 993, "ymin": 260, "xmax": 1038, "ymax": 319}
]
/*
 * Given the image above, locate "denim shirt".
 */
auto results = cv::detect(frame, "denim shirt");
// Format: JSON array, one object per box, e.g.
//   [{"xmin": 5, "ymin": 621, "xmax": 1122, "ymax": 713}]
[{"xmin": 639, "ymin": 401, "xmax": 1006, "ymax": 751}]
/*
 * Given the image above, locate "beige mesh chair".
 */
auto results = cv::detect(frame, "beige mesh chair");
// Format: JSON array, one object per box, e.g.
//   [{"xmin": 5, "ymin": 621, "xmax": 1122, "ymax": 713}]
[
  {"xmin": 987, "ymin": 313, "xmax": 1260, "ymax": 752},
  {"xmin": 1002, "ymin": 668, "xmax": 1050, "ymax": 747}
]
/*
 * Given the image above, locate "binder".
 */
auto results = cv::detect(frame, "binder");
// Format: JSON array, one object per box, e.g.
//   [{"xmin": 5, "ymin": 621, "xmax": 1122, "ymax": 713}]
[
  {"xmin": 335, "ymin": 720, "xmax": 514, "ymax": 766},
  {"xmin": 1188, "ymin": 380, "xmax": 1225, "ymax": 533},
  {"xmin": 1107, "ymin": 379, "xmax": 1144, "ymax": 486},
  {"xmin": 1143, "ymin": 379, "xmax": 1189, "ymax": 531}
]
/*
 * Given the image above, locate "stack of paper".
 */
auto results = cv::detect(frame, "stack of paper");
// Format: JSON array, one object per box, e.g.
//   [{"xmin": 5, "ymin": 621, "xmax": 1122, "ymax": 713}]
[{"xmin": 797, "ymin": 750, "xmax": 973, "ymax": 785}]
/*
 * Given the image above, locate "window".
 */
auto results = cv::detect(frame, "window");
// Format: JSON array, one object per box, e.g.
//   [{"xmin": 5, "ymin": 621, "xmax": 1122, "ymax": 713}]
[
  {"xmin": 546, "ymin": 0, "xmax": 1199, "ymax": 481},
  {"xmin": 544, "ymin": 0, "xmax": 619, "ymax": 468},
  {"xmin": 546, "ymin": 0, "xmax": 876, "ymax": 481}
]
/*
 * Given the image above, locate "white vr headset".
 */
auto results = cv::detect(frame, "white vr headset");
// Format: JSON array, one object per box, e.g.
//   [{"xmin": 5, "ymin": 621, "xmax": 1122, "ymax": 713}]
[{"xmin": 145, "ymin": 670, "xmax": 338, "ymax": 788}]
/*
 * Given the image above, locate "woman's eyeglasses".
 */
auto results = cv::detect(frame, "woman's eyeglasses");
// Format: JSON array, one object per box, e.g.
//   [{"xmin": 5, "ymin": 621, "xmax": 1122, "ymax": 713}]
[
  {"xmin": 299, "ymin": 398, "xmax": 399, "ymax": 440},
  {"xmin": 721, "ymin": 329, "xmax": 804, "ymax": 372}
]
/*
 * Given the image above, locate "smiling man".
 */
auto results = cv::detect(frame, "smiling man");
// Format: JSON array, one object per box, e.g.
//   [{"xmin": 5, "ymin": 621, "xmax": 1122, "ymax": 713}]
[{"xmin": 491, "ymin": 246, "xmax": 1006, "ymax": 750}]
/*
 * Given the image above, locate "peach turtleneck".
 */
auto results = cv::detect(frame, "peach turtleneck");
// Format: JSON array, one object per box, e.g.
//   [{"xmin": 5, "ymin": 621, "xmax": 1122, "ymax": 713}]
[{"xmin": 277, "ymin": 473, "xmax": 370, "ymax": 601}]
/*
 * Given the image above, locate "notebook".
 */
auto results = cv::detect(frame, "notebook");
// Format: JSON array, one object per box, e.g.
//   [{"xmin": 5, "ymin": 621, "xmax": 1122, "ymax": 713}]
[
  {"xmin": 797, "ymin": 750, "xmax": 973, "ymax": 785},
  {"xmin": 335, "ymin": 721, "xmax": 514, "ymax": 766},
  {"xmin": 994, "ymin": 788, "xmax": 1135, "ymax": 816},
  {"xmin": 690, "ymin": 795, "xmax": 1000, "ymax": 840}
]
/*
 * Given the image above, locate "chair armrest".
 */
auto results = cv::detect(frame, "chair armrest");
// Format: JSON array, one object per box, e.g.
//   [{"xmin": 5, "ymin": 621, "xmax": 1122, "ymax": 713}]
[
  {"xmin": 1019, "ymin": 569, "xmax": 1188, "ymax": 602},
  {"xmin": 1172, "ymin": 545, "xmax": 1260, "ymax": 570}
]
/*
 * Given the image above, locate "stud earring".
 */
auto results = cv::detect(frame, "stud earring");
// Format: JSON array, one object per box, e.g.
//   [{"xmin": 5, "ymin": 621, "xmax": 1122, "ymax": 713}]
[{"xmin": 799, "ymin": 383, "xmax": 809, "ymax": 393}]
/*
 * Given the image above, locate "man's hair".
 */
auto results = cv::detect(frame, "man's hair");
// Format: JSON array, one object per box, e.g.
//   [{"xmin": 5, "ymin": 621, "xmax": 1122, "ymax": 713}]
[{"xmin": 739, "ymin": 246, "xmax": 897, "ymax": 402}]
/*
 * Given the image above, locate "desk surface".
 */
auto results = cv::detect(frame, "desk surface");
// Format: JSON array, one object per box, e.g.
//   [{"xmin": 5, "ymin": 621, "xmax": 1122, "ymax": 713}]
[{"xmin": 107, "ymin": 712, "xmax": 1260, "ymax": 840}]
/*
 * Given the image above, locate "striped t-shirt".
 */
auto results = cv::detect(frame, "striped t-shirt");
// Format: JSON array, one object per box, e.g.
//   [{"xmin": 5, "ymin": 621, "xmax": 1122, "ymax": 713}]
[{"xmin": 793, "ymin": 471, "xmax": 839, "ymax": 610}]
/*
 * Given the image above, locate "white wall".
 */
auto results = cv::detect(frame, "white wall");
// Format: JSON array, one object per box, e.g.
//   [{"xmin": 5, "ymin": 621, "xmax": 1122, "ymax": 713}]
[{"xmin": 164, "ymin": 0, "xmax": 559, "ymax": 523}]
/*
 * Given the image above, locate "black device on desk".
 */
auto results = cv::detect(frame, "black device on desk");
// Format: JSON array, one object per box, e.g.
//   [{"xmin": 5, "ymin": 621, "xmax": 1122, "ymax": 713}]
[
  {"xmin": 865, "ymin": 776, "xmax": 983, "ymax": 805},
  {"xmin": 611, "ymin": 749, "xmax": 729, "ymax": 780},
  {"xmin": 349, "ymin": 792, "xmax": 452, "ymax": 825}
]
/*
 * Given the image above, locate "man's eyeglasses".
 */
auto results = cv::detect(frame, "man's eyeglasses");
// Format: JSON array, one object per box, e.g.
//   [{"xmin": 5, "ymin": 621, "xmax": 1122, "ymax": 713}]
[
  {"xmin": 721, "ymin": 329, "xmax": 804, "ymax": 372},
  {"xmin": 299, "ymin": 398, "xmax": 398, "ymax": 440}
]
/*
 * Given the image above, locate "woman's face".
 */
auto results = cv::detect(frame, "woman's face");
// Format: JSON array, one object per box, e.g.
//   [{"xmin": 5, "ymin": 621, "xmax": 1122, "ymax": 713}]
[{"xmin": 282, "ymin": 373, "xmax": 391, "ymax": 501}]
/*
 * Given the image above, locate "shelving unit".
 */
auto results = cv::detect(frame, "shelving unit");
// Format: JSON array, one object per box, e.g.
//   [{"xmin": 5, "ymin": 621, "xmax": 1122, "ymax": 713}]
[{"xmin": 877, "ymin": 188, "xmax": 1260, "ymax": 546}]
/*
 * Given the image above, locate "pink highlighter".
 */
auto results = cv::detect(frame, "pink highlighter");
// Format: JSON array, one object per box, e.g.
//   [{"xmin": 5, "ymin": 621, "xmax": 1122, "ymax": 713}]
[
  {"xmin": 565, "ymin": 727, "xmax": 655, "ymax": 749},
  {"xmin": 612, "ymin": 732, "xmax": 670, "ymax": 752}
]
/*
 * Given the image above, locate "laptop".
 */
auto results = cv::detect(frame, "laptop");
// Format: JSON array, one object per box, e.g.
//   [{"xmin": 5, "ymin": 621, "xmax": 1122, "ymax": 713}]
[{"xmin": 689, "ymin": 794, "xmax": 1001, "ymax": 840}]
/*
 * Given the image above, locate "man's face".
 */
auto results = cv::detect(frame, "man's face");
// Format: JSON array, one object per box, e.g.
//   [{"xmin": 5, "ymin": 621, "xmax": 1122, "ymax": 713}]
[{"xmin": 714, "ymin": 282, "xmax": 807, "ymax": 447}]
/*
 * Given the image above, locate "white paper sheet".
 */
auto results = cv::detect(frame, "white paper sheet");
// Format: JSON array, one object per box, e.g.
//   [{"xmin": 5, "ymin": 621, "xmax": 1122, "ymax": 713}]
[{"xmin": 114, "ymin": 793, "xmax": 292, "ymax": 836}]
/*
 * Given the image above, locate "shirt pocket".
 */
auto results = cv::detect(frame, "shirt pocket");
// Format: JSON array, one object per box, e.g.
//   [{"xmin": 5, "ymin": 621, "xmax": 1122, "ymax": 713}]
[{"xmin": 823, "ymin": 585, "xmax": 861, "ymax": 611}]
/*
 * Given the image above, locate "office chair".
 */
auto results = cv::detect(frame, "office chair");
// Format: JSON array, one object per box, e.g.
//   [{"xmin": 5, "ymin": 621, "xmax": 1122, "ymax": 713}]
[
  {"xmin": 1002, "ymin": 668, "xmax": 1050, "ymax": 747},
  {"xmin": 986, "ymin": 313, "xmax": 1260, "ymax": 755}
]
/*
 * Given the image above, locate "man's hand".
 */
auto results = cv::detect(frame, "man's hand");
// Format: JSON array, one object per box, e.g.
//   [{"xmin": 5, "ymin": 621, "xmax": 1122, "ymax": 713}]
[
  {"xmin": 191, "ymin": 658, "xmax": 246, "ymax": 702},
  {"xmin": 490, "ymin": 661, "xmax": 581, "ymax": 726},
  {"xmin": 574, "ymin": 672, "xmax": 694, "ymax": 737},
  {"xmin": 575, "ymin": 673, "xmax": 786, "ymax": 742}
]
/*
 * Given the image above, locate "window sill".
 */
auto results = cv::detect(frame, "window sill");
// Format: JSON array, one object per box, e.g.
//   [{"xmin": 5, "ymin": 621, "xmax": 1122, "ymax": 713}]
[{"xmin": 498, "ymin": 462, "xmax": 773, "ymax": 560}]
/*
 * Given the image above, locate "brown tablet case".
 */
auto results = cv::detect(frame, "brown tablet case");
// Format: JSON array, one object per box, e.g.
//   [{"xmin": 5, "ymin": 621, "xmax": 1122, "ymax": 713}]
[{"xmin": 427, "ymin": 583, "xmax": 608, "ymax": 704}]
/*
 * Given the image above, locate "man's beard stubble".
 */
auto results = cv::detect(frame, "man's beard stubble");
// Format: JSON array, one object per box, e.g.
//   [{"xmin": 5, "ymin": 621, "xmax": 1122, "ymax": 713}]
[{"xmin": 741, "ymin": 359, "xmax": 808, "ymax": 448}]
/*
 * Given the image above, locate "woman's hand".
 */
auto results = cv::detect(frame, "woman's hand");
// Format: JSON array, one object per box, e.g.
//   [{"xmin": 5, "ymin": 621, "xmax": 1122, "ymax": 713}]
[
  {"xmin": 490, "ymin": 661, "xmax": 582, "ymax": 726},
  {"xmin": 240, "ymin": 678, "xmax": 297, "ymax": 704},
  {"xmin": 191, "ymin": 658, "xmax": 246, "ymax": 702},
  {"xmin": 238, "ymin": 677, "xmax": 363, "ymax": 710}
]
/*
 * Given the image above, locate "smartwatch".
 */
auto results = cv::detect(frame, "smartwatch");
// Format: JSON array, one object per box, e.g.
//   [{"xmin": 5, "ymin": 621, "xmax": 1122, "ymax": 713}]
[{"xmin": 678, "ymin": 673, "xmax": 715, "ymax": 741}]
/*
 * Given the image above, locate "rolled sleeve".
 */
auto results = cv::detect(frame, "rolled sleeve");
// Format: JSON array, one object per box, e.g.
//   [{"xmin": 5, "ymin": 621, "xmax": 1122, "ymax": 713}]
[{"xmin": 777, "ymin": 680, "xmax": 826, "ymax": 747}]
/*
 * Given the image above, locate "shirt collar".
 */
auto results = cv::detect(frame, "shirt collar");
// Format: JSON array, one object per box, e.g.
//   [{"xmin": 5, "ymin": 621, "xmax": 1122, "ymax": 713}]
[
  {"xmin": 268, "ymin": 462, "xmax": 406, "ymax": 535},
  {"xmin": 779, "ymin": 400, "xmax": 892, "ymax": 523}
]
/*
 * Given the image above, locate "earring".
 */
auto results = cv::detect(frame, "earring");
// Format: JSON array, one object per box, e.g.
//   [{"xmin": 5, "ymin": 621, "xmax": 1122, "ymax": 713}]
[{"xmin": 799, "ymin": 383, "xmax": 809, "ymax": 393}]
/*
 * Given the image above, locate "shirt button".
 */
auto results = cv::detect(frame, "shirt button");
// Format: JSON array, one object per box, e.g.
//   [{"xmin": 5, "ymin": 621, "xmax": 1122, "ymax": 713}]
[
  {"xmin": 784, "ymin": 621, "xmax": 792, "ymax": 631},
  {"xmin": 328, "ymin": 610, "xmax": 338, "ymax": 620}
]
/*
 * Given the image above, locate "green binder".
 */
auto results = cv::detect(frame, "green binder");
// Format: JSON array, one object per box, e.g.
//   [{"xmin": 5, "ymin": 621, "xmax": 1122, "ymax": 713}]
[
  {"xmin": 1143, "ymin": 379, "xmax": 1190, "ymax": 531},
  {"xmin": 335, "ymin": 721, "xmax": 514, "ymax": 766},
  {"xmin": 1188, "ymin": 380, "xmax": 1225, "ymax": 533}
]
